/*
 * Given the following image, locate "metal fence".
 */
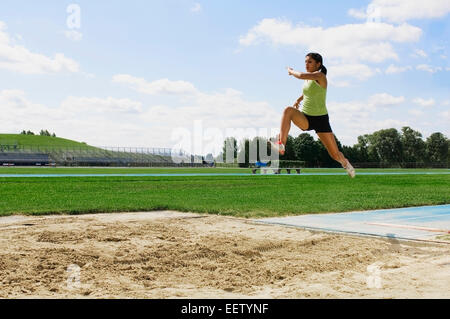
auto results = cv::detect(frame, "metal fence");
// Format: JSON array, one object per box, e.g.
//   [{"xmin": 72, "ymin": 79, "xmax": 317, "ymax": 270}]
[
  {"xmin": 352, "ymin": 162, "xmax": 449, "ymax": 169},
  {"xmin": 97, "ymin": 146, "xmax": 187, "ymax": 157},
  {"xmin": 0, "ymin": 144, "xmax": 186, "ymax": 156},
  {"xmin": 0, "ymin": 144, "xmax": 208, "ymax": 167},
  {"xmin": 1, "ymin": 144, "xmax": 448, "ymax": 168}
]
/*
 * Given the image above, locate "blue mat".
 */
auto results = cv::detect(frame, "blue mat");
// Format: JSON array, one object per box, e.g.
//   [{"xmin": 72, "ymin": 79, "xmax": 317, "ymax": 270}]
[{"xmin": 255, "ymin": 205, "xmax": 450, "ymax": 243}]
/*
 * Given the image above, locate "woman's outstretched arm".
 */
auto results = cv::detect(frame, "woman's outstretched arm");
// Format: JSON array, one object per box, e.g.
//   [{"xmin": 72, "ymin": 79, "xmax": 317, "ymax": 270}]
[{"xmin": 287, "ymin": 67, "xmax": 324, "ymax": 80}]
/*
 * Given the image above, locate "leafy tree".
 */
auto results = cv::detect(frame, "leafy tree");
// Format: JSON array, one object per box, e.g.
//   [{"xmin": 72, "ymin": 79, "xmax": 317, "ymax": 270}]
[
  {"xmin": 219, "ymin": 128, "xmax": 449, "ymax": 168},
  {"xmin": 279, "ymin": 135, "xmax": 296, "ymax": 161},
  {"xmin": 39, "ymin": 129, "xmax": 52, "ymax": 136},
  {"xmin": 342, "ymin": 145, "xmax": 359, "ymax": 164},
  {"xmin": 401, "ymin": 126, "xmax": 426, "ymax": 163},
  {"xmin": 426, "ymin": 132, "xmax": 448, "ymax": 163},
  {"xmin": 353, "ymin": 134, "xmax": 371, "ymax": 162},
  {"xmin": 293, "ymin": 133, "xmax": 319, "ymax": 166},
  {"xmin": 368, "ymin": 128, "xmax": 402, "ymax": 164},
  {"xmin": 317, "ymin": 134, "xmax": 343, "ymax": 167}
]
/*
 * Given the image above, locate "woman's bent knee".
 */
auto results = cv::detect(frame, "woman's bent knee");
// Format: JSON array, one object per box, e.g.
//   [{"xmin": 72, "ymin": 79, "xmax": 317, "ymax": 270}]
[{"xmin": 284, "ymin": 106, "xmax": 294, "ymax": 114}]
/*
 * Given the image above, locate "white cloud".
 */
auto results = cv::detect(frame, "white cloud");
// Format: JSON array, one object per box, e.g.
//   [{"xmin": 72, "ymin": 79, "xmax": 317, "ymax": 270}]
[
  {"xmin": 64, "ymin": 30, "xmax": 83, "ymax": 42},
  {"xmin": 138, "ymin": 87, "xmax": 279, "ymax": 132},
  {"xmin": 328, "ymin": 93, "xmax": 405, "ymax": 114},
  {"xmin": 2, "ymin": 79, "xmax": 281, "ymax": 154},
  {"xmin": 3, "ymin": 87, "xmax": 445, "ymax": 153},
  {"xmin": 0, "ymin": 21, "xmax": 79, "ymax": 74},
  {"xmin": 308, "ymin": 17, "xmax": 324, "ymax": 25},
  {"xmin": 328, "ymin": 63, "xmax": 376, "ymax": 82},
  {"xmin": 0, "ymin": 90, "xmax": 66, "ymax": 133},
  {"xmin": 329, "ymin": 111, "xmax": 410, "ymax": 146},
  {"xmin": 139, "ymin": 87, "xmax": 280, "ymax": 155},
  {"xmin": 408, "ymin": 109, "xmax": 424, "ymax": 117},
  {"xmin": 325, "ymin": 93, "xmax": 414, "ymax": 145},
  {"xmin": 412, "ymin": 97, "xmax": 435, "ymax": 107},
  {"xmin": 440, "ymin": 111, "xmax": 450, "ymax": 121},
  {"xmin": 239, "ymin": 18, "xmax": 424, "ymax": 87},
  {"xmin": 239, "ymin": 18, "xmax": 422, "ymax": 63},
  {"xmin": 411, "ymin": 49, "xmax": 427, "ymax": 58},
  {"xmin": 112, "ymin": 74, "xmax": 199, "ymax": 96},
  {"xmin": 61, "ymin": 96, "xmax": 143, "ymax": 114},
  {"xmin": 111, "ymin": 75, "xmax": 282, "ymax": 151},
  {"xmin": 348, "ymin": 0, "xmax": 450, "ymax": 23},
  {"xmin": 0, "ymin": 90, "xmax": 150, "ymax": 147},
  {"xmin": 416, "ymin": 64, "xmax": 443, "ymax": 73},
  {"xmin": 0, "ymin": 89, "xmax": 39, "ymax": 110},
  {"xmin": 190, "ymin": 3, "xmax": 202, "ymax": 13},
  {"xmin": 385, "ymin": 64, "xmax": 412, "ymax": 74},
  {"xmin": 348, "ymin": 8, "xmax": 367, "ymax": 20},
  {"xmin": 368, "ymin": 93, "xmax": 405, "ymax": 105},
  {"xmin": 329, "ymin": 81, "xmax": 351, "ymax": 88},
  {"xmin": 0, "ymin": 90, "xmax": 173, "ymax": 148},
  {"xmin": 113, "ymin": 75, "xmax": 280, "ymax": 129}
]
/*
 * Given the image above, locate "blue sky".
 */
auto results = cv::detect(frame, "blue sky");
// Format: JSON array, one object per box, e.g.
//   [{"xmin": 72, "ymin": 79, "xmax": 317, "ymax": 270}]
[{"xmin": 0, "ymin": 0, "xmax": 449, "ymax": 155}]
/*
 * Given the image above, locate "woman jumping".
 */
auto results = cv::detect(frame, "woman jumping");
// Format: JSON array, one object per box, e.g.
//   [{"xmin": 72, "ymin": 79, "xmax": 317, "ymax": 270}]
[{"xmin": 269, "ymin": 52, "xmax": 356, "ymax": 178}]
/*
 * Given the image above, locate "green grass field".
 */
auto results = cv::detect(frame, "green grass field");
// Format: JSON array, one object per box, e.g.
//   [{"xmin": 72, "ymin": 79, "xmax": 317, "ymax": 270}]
[
  {"xmin": 0, "ymin": 168, "xmax": 448, "ymax": 217},
  {"xmin": 0, "ymin": 167, "xmax": 449, "ymax": 174}
]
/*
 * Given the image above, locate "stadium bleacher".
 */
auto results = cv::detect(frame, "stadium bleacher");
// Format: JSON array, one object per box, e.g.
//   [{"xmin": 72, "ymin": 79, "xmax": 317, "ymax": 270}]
[
  {"xmin": 0, "ymin": 153, "xmax": 50, "ymax": 166},
  {"xmin": 0, "ymin": 145, "xmax": 203, "ymax": 167}
]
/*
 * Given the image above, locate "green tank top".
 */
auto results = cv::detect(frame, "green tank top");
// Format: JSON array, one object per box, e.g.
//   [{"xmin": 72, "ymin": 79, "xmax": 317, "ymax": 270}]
[{"xmin": 302, "ymin": 80, "xmax": 328, "ymax": 116}]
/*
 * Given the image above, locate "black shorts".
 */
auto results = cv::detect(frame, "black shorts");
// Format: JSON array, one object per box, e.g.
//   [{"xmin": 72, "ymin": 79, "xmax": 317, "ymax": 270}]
[{"xmin": 303, "ymin": 113, "xmax": 332, "ymax": 133}]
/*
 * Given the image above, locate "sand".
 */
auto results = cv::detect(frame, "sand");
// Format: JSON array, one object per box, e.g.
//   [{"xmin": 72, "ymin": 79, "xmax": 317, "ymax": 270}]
[{"xmin": 0, "ymin": 211, "xmax": 449, "ymax": 299}]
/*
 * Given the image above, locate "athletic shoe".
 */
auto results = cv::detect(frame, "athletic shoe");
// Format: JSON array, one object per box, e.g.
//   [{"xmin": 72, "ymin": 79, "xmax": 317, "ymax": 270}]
[
  {"xmin": 268, "ymin": 139, "xmax": 285, "ymax": 155},
  {"xmin": 344, "ymin": 161, "xmax": 356, "ymax": 178}
]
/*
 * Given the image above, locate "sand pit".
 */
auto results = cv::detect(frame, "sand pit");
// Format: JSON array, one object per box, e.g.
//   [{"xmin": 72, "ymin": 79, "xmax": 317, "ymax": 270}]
[{"xmin": 0, "ymin": 211, "xmax": 449, "ymax": 298}]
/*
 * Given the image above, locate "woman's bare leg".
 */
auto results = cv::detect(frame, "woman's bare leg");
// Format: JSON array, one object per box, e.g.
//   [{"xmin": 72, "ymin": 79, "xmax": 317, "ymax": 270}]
[
  {"xmin": 316, "ymin": 132, "xmax": 349, "ymax": 167},
  {"xmin": 279, "ymin": 107, "xmax": 309, "ymax": 145}
]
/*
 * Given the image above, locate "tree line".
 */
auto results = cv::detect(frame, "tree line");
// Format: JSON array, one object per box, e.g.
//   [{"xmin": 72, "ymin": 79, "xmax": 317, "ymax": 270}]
[
  {"xmin": 218, "ymin": 127, "xmax": 449, "ymax": 168},
  {"xmin": 20, "ymin": 130, "xmax": 56, "ymax": 137}
]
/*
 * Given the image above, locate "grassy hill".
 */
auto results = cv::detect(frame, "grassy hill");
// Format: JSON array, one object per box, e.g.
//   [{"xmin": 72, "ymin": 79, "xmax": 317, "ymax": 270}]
[
  {"xmin": 0, "ymin": 134, "xmax": 98, "ymax": 151},
  {"xmin": 0, "ymin": 134, "xmax": 173, "ymax": 165}
]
